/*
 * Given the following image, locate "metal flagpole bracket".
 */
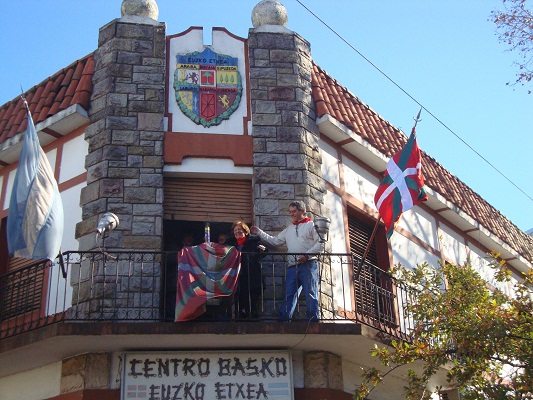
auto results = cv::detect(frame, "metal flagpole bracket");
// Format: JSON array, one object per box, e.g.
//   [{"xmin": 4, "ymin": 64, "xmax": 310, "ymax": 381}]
[
  {"xmin": 412, "ymin": 107, "xmax": 422, "ymax": 131},
  {"xmin": 20, "ymin": 87, "xmax": 30, "ymax": 112}
]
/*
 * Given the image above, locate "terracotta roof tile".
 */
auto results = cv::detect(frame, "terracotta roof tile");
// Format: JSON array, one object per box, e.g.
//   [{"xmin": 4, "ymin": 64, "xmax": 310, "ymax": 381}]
[
  {"xmin": 311, "ymin": 61, "xmax": 533, "ymax": 262},
  {"xmin": 0, "ymin": 54, "xmax": 94, "ymax": 145},
  {"xmin": 61, "ymin": 67, "xmax": 74, "ymax": 87}
]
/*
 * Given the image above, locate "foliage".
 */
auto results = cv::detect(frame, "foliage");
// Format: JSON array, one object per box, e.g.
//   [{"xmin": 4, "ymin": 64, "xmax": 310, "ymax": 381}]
[
  {"xmin": 491, "ymin": 0, "xmax": 533, "ymax": 92},
  {"xmin": 354, "ymin": 254, "xmax": 533, "ymax": 399}
]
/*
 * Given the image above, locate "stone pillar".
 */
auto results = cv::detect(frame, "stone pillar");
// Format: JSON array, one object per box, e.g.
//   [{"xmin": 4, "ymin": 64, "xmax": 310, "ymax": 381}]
[
  {"xmin": 72, "ymin": 11, "xmax": 166, "ymax": 320},
  {"xmin": 303, "ymin": 351, "xmax": 343, "ymax": 389},
  {"xmin": 248, "ymin": 1, "xmax": 329, "ymax": 318},
  {"xmin": 249, "ymin": 28, "xmax": 326, "ymax": 231},
  {"xmin": 60, "ymin": 353, "xmax": 111, "ymax": 394},
  {"xmin": 76, "ymin": 16, "xmax": 166, "ymax": 251}
]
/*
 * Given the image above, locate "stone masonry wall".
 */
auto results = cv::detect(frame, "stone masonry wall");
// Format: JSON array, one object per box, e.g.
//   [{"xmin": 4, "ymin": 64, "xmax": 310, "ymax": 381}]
[
  {"xmin": 248, "ymin": 28, "xmax": 332, "ymax": 319},
  {"xmin": 303, "ymin": 351, "xmax": 343, "ymax": 389},
  {"xmin": 72, "ymin": 18, "xmax": 166, "ymax": 318},
  {"xmin": 249, "ymin": 29, "xmax": 326, "ymax": 231},
  {"xmin": 61, "ymin": 353, "xmax": 111, "ymax": 394},
  {"xmin": 76, "ymin": 18, "xmax": 166, "ymax": 251}
]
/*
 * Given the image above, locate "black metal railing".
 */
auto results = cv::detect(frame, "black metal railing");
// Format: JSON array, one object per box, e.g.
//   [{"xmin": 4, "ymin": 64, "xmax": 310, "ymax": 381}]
[{"xmin": 0, "ymin": 250, "xmax": 415, "ymax": 340}]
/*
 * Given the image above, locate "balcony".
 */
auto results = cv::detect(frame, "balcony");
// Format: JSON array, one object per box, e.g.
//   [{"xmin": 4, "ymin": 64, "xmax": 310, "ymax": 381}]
[{"xmin": 0, "ymin": 250, "xmax": 414, "ymax": 341}]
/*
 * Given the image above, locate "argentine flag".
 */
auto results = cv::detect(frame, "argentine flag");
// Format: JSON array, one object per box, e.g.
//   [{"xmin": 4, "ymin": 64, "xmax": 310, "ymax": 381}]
[{"xmin": 7, "ymin": 105, "xmax": 64, "ymax": 260}]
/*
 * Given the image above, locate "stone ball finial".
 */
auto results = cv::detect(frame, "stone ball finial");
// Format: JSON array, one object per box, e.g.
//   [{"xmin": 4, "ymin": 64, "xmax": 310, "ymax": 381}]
[
  {"xmin": 251, "ymin": 0, "xmax": 288, "ymax": 28},
  {"xmin": 121, "ymin": 0, "xmax": 159, "ymax": 20}
]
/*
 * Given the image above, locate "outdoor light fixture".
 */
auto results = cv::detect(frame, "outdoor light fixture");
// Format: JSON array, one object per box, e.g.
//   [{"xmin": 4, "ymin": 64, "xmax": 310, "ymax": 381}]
[
  {"xmin": 314, "ymin": 216, "xmax": 331, "ymax": 243},
  {"xmin": 96, "ymin": 212, "xmax": 119, "ymax": 238}
]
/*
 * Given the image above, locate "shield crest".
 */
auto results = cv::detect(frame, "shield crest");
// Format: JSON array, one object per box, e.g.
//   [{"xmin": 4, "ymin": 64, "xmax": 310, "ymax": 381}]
[{"xmin": 173, "ymin": 47, "xmax": 242, "ymax": 127}]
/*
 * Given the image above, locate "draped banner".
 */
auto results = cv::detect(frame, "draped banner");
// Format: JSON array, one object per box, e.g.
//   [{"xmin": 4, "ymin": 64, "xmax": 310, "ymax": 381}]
[{"xmin": 175, "ymin": 243, "xmax": 241, "ymax": 321}]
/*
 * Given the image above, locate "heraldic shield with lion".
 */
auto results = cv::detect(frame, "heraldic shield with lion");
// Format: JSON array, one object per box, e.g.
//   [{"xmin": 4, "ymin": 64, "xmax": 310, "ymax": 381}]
[{"xmin": 173, "ymin": 47, "xmax": 243, "ymax": 128}]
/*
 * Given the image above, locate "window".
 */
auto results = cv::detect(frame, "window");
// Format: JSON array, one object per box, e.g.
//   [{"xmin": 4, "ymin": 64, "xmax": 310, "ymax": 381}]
[
  {"xmin": 0, "ymin": 216, "xmax": 43, "ymax": 274},
  {"xmin": 162, "ymin": 177, "xmax": 253, "ymax": 321},
  {"xmin": 163, "ymin": 178, "xmax": 252, "ymax": 223},
  {"xmin": 348, "ymin": 210, "xmax": 395, "ymax": 325}
]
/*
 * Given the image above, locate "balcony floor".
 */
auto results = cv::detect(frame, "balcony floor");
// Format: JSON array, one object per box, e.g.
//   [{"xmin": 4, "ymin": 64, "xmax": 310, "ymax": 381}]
[{"xmin": 0, "ymin": 320, "xmax": 395, "ymax": 378}]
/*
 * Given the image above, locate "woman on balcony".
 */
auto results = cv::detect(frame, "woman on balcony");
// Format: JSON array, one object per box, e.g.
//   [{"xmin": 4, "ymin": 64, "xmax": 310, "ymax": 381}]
[{"xmin": 227, "ymin": 221, "xmax": 266, "ymax": 319}]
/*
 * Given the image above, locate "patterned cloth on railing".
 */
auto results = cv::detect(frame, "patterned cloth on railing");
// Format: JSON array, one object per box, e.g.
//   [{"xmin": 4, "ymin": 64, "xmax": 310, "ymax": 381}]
[{"xmin": 175, "ymin": 243, "xmax": 241, "ymax": 321}]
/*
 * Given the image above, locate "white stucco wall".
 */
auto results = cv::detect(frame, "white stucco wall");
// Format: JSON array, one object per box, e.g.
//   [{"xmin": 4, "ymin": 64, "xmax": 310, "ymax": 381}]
[
  {"xmin": 61, "ymin": 183, "xmax": 84, "ymax": 253},
  {"xmin": 0, "ymin": 362, "xmax": 61, "ymax": 400},
  {"xmin": 324, "ymin": 191, "xmax": 347, "ymax": 255},
  {"xmin": 468, "ymin": 242, "xmax": 516, "ymax": 296},
  {"xmin": 42, "ymin": 148, "xmax": 58, "ymax": 180},
  {"xmin": 320, "ymin": 141, "xmax": 340, "ymax": 188},
  {"xmin": 3, "ymin": 168, "xmax": 17, "ymax": 211},
  {"xmin": 342, "ymin": 358, "xmax": 407, "ymax": 399},
  {"xmin": 397, "ymin": 207, "xmax": 439, "ymax": 250},
  {"xmin": 163, "ymin": 157, "xmax": 253, "ymax": 178},
  {"xmin": 390, "ymin": 231, "xmax": 440, "ymax": 270},
  {"xmin": 439, "ymin": 223, "xmax": 468, "ymax": 265},
  {"xmin": 59, "ymin": 134, "xmax": 88, "ymax": 184},
  {"xmin": 342, "ymin": 155, "xmax": 379, "ymax": 209},
  {"xmin": 44, "ymin": 182, "xmax": 84, "ymax": 314}
]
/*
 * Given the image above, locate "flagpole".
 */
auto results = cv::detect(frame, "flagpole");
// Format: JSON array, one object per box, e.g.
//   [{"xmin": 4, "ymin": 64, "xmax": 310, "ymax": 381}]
[
  {"xmin": 354, "ymin": 215, "xmax": 381, "ymax": 281},
  {"xmin": 412, "ymin": 107, "xmax": 422, "ymax": 133}
]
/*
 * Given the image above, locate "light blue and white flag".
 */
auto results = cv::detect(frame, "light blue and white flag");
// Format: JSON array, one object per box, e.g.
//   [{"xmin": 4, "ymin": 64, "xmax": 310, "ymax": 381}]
[{"xmin": 7, "ymin": 104, "xmax": 64, "ymax": 260}]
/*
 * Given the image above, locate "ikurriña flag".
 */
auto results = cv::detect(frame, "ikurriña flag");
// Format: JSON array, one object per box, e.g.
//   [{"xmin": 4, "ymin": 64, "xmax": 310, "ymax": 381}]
[
  {"xmin": 175, "ymin": 243, "xmax": 240, "ymax": 321},
  {"xmin": 7, "ymin": 104, "xmax": 64, "ymax": 260},
  {"xmin": 374, "ymin": 128, "xmax": 428, "ymax": 239}
]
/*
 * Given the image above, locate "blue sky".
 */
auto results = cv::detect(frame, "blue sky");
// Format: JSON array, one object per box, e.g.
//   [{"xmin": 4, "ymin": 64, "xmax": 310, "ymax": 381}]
[{"xmin": 1, "ymin": 0, "xmax": 532, "ymax": 232}]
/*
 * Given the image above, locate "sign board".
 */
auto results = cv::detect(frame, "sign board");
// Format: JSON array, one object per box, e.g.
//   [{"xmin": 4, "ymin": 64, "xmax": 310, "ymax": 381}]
[{"xmin": 121, "ymin": 351, "xmax": 294, "ymax": 400}]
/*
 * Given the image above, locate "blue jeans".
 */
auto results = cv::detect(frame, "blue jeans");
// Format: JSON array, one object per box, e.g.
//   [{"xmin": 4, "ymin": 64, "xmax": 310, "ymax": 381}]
[{"xmin": 279, "ymin": 259, "xmax": 319, "ymax": 321}]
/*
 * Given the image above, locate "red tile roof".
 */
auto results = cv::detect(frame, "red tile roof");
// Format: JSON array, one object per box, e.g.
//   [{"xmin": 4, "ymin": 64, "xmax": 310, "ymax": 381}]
[
  {"xmin": 312, "ymin": 62, "xmax": 533, "ymax": 263},
  {"xmin": 0, "ymin": 54, "xmax": 94, "ymax": 145}
]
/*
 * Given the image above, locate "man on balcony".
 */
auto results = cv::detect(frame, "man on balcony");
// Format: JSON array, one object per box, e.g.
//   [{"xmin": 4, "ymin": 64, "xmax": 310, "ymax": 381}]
[{"xmin": 251, "ymin": 201, "xmax": 323, "ymax": 322}]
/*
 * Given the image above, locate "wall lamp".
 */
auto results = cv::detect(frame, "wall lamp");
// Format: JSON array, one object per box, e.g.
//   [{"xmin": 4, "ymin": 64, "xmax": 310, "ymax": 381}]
[
  {"xmin": 96, "ymin": 212, "xmax": 119, "ymax": 238},
  {"xmin": 314, "ymin": 216, "xmax": 331, "ymax": 243}
]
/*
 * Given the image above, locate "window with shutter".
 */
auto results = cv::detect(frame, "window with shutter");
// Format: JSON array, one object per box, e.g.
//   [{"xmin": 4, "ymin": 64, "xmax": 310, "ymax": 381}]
[
  {"xmin": 162, "ymin": 177, "xmax": 253, "ymax": 321},
  {"xmin": 348, "ymin": 211, "xmax": 396, "ymax": 325},
  {"xmin": 164, "ymin": 178, "xmax": 252, "ymax": 223},
  {"xmin": 0, "ymin": 217, "xmax": 48, "ymax": 325}
]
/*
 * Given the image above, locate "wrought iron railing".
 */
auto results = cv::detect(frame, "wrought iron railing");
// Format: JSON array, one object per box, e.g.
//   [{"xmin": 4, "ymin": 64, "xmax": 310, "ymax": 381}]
[{"xmin": 0, "ymin": 250, "xmax": 415, "ymax": 340}]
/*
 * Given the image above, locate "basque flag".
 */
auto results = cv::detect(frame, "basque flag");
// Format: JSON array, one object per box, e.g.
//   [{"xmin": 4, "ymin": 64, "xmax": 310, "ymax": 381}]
[
  {"xmin": 7, "ymin": 104, "xmax": 64, "ymax": 260},
  {"xmin": 175, "ymin": 243, "xmax": 240, "ymax": 321},
  {"xmin": 374, "ymin": 128, "xmax": 427, "ymax": 239}
]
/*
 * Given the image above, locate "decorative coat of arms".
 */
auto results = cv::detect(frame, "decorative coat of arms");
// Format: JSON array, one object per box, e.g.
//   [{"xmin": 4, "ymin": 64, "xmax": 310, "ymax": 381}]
[{"xmin": 173, "ymin": 47, "xmax": 242, "ymax": 127}]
